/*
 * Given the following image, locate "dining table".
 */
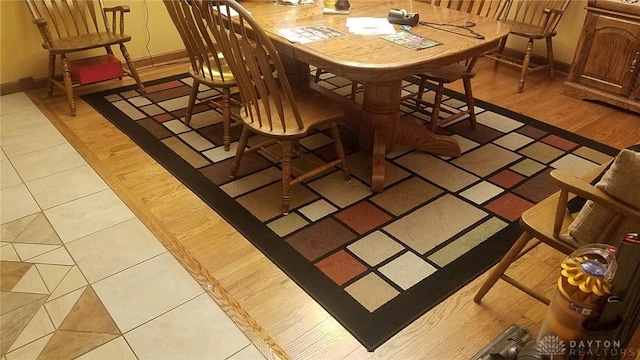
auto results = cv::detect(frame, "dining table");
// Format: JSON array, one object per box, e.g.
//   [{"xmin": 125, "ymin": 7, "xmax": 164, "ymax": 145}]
[{"xmin": 238, "ymin": 0, "xmax": 511, "ymax": 192}]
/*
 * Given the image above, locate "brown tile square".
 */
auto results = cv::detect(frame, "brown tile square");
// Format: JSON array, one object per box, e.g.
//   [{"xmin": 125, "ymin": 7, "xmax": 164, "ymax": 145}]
[
  {"xmin": 516, "ymin": 125, "xmax": 547, "ymax": 139},
  {"xmin": 145, "ymin": 80, "xmax": 185, "ymax": 94},
  {"xmin": 484, "ymin": 193, "xmax": 534, "ymax": 222},
  {"xmin": 542, "ymin": 134, "xmax": 579, "ymax": 151},
  {"xmin": 447, "ymin": 122, "xmax": 503, "ymax": 145},
  {"xmin": 335, "ymin": 202, "xmax": 392, "ymax": 235},
  {"xmin": 200, "ymin": 154, "xmax": 273, "ymax": 186},
  {"xmin": 285, "ymin": 218, "xmax": 356, "ymax": 261},
  {"xmin": 316, "ymin": 250, "xmax": 367, "ymax": 286},
  {"xmin": 488, "ymin": 169, "xmax": 526, "ymax": 189},
  {"xmin": 137, "ymin": 118, "xmax": 173, "ymax": 139},
  {"xmin": 146, "ymin": 86, "xmax": 193, "ymax": 103},
  {"xmin": 513, "ymin": 168, "xmax": 556, "ymax": 203}
]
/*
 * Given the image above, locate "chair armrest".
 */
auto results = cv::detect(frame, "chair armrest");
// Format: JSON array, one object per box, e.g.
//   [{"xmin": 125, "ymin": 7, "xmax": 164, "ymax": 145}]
[
  {"xmin": 32, "ymin": 17, "xmax": 54, "ymax": 48},
  {"xmin": 541, "ymin": 8, "xmax": 565, "ymax": 34},
  {"xmin": 550, "ymin": 169, "xmax": 640, "ymax": 224}
]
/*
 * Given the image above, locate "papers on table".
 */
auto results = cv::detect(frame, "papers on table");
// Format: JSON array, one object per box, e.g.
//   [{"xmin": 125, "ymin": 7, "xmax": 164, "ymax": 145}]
[
  {"xmin": 277, "ymin": 24, "xmax": 346, "ymax": 44},
  {"xmin": 346, "ymin": 17, "xmax": 395, "ymax": 35}
]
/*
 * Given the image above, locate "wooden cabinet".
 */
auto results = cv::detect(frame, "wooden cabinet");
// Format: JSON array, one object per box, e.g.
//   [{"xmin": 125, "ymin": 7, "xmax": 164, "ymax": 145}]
[{"xmin": 563, "ymin": 0, "xmax": 640, "ymax": 114}]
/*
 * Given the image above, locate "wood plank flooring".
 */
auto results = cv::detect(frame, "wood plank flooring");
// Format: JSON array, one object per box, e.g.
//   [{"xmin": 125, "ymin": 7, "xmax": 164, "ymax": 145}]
[{"xmin": 26, "ymin": 57, "xmax": 640, "ymax": 360}]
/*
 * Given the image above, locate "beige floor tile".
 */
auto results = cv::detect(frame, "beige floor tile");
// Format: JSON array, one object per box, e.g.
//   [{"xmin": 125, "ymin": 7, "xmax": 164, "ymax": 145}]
[
  {"xmin": 0, "ymin": 93, "xmax": 37, "ymax": 116},
  {"xmin": 229, "ymin": 345, "xmax": 268, "ymax": 360},
  {"xmin": 44, "ymin": 189, "xmax": 135, "ymax": 243},
  {"xmin": 7, "ymin": 307, "xmax": 54, "ymax": 353},
  {"xmin": 4, "ymin": 334, "xmax": 52, "ymax": 360},
  {"xmin": 125, "ymin": 293, "xmax": 252, "ymax": 359},
  {"xmin": 0, "ymin": 109, "xmax": 67, "ymax": 158},
  {"xmin": 1, "ymin": 160, "xmax": 22, "ymax": 190},
  {"xmin": 26, "ymin": 165, "xmax": 108, "ymax": 210},
  {"xmin": 66, "ymin": 218, "xmax": 167, "ymax": 283},
  {"xmin": 75, "ymin": 337, "xmax": 137, "ymax": 360},
  {"xmin": 10, "ymin": 143, "xmax": 87, "ymax": 182},
  {"xmin": 48, "ymin": 266, "xmax": 88, "ymax": 300},
  {"xmin": 92, "ymin": 252, "xmax": 204, "ymax": 333},
  {"xmin": 0, "ymin": 184, "xmax": 41, "ymax": 225}
]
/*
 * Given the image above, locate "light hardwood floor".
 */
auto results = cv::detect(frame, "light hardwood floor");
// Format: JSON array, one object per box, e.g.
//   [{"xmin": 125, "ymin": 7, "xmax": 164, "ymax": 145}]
[{"xmin": 25, "ymin": 57, "xmax": 640, "ymax": 360}]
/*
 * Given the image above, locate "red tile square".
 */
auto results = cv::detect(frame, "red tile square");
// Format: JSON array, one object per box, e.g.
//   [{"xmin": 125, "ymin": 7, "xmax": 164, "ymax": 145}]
[
  {"xmin": 542, "ymin": 134, "xmax": 578, "ymax": 151},
  {"xmin": 316, "ymin": 250, "xmax": 367, "ymax": 286},
  {"xmin": 484, "ymin": 193, "xmax": 534, "ymax": 222},
  {"xmin": 335, "ymin": 202, "xmax": 392, "ymax": 235},
  {"xmin": 488, "ymin": 169, "xmax": 526, "ymax": 189}
]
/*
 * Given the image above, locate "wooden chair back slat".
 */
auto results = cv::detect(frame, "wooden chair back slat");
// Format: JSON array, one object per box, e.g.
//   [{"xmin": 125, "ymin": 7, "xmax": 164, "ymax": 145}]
[
  {"xmin": 509, "ymin": 0, "xmax": 569, "ymax": 32},
  {"xmin": 420, "ymin": 0, "xmax": 511, "ymax": 20},
  {"xmin": 25, "ymin": 0, "xmax": 116, "ymax": 44},
  {"xmin": 203, "ymin": 0, "xmax": 304, "ymax": 132}
]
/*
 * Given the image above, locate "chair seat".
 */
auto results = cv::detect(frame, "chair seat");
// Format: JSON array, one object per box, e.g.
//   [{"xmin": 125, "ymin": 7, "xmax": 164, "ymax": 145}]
[
  {"xmin": 501, "ymin": 20, "xmax": 549, "ymax": 39},
  {"xmin": 189, "ymin": 54, "xmax": 236, "ymax": 88},
  {"xmin": 421, "ymin": 63, "xmax": 477, "ymax": 83},
  {"xmin": 48, "ymin": 33, "xmax": 132, "ymax": 52},
  {"xmin": 241, "ymin": 84, "xmax": 344, "ymax": 138}
]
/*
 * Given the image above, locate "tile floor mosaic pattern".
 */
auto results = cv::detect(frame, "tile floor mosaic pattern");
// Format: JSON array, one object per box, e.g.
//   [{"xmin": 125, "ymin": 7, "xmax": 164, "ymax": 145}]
[
  {"xmin": 83, "ymin": 73, "xmax": 618, "ymax": 349},
  {"xmin": 0, "ymin": 93, "xmax": 265, "ymax": 360}
]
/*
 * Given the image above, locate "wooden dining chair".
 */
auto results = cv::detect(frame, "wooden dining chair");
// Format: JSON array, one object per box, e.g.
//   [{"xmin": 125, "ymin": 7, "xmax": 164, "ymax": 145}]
[
  {"xmin": 200, "ymin": 0, "xmax": 351, "ymax": 215},
  {"xmin": 25, "ymin": 0, "xmax": 145, "ymax": 116},
  {"xmin": 484, "ymin": 0, "xmax": 571, "ymax": 93},
  {"xmin": 163, "ymin": 0, "xmax": 241, "ymax": 151},
  {"xmin": 474, "ymin": 150, "xmax": 640, "ymax": 305},
  {"xmin": 403, "ymin": 0, "xmax": 511, "ymax": 132}
]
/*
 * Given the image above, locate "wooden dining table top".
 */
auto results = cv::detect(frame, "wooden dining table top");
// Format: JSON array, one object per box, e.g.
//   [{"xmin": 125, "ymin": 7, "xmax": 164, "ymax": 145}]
[
  {"xmin": 238, "ymin": 0, "xmax": 510, "ymax": 83},
  {"xmin": 237, "ymin": 0, "xmax": 511, "ymax": 193}
]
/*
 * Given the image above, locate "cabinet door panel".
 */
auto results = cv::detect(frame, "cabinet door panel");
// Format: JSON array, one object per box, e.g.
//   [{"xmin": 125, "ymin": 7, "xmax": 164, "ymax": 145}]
[{"xmin": 571, "ymin": 13, "xmax": 640, "ymax": 96}]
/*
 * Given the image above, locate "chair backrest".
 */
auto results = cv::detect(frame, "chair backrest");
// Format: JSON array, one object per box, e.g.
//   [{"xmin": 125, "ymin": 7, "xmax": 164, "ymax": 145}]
[
  {"xmin": 506, "ymin": 0, "xmax": 570, "ymax": 34},
  {"xmin": 422, "ymin": 0, "xmax": 511, "ymax": 20},
  {"xmin": 196, "ymin": 0, "xmax": 304, "ymax": 132},
  {"xmin": 25, "ymin": 0, "xmax": 119, "ymax": 47},
  {"xmin": 163, "ymin": 0, "xmax": 233, "ymax": 86}
]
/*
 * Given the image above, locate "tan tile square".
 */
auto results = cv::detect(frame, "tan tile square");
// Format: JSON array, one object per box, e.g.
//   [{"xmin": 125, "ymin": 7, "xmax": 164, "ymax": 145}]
[
  {"xmin": 162, "ymin": 137, "xmax": 210, "ymax": 169},
  {"xmin": 452, "ymin": 143, "xmax": 522, "ymax": 178},
  {"xmin": 347, "ymin": 231, "xmax": 404, "ymax": 266},
  {"xmin": 519, "ymin": 141, "xmax": 565, "ymax": 164},
  {"xmin": 384, "ymin": 194, "xmax": 487, "ymax": 254},
  {"xmin": 1, "ymin": 184, "xmax": 40, "ymax": 224},
  {"xmin": 551, "ymin": 153, "xmax": 601, "ymax": 178},
  {"xmin": 428, "ymin": 217, "xmax": 508, "ymax": 267},
  {"xmin": 395, "ymin": 152, "xmax": 478, "ymax": 192},
  {"xmin": 66, "ymin": 219, "xmax": 167, "ymax": 283},
  {"xmin": 267, "ymin": 213, "xmax": 308, "ymax": 237},
  {"xmin": 9, "ymin": 143, "xmax": 86, "ymax": 182},
  {"xmin": 112, "ymin": 100, "xmax": 145, "ymax": 120},
  {"xmin": 237, "ymin": 182, "xmax": 318, "ymax": 222},
  {"xmin": 93, "ymin": 252, "xmax": 204, "ymax": 333},
  {"xmin": 299, "ymin": 199, "xmax": 338, "ymax": 221},
  {"xmin": 371, "ymin": 177, "xmax": 443, "ymax": 216},
  {"xmin": 26, "ymin": 165, "xmax": 108, "ymax": 209},
  {"xmin": 308, "ymin": 171, "xmax": 370, "ymax": 208},
  {"xmin": 221, "ymin": 167, "xmax": 281, "ymax": 198},
  {"xmin": 125, "ymin": 294, "xmax": 250, "ymax": 359},
  {"xmin": 379, "ymin": 252, "xmax": 437, "ymax": 290},
  {"xmin": 0, "ymin": 108, "xmax": 67, "ymax": 158},
  {"xmin": 76, "ymin": 337, "xmax": 137, "ymax": 360},
  {"xmin": 179, "ymin": 131, "xmax": 215, "ymax": 151},
  {"xmin": 44, "ymin": 190, "xmax": 135, "ymax": 243},
  {"xmin": 1, "ymin": 159, "xmax": 22, "ymax": 189},
  {"xmin": 344, "ymin": 273, "xmax": 399, "ymax": 313}
]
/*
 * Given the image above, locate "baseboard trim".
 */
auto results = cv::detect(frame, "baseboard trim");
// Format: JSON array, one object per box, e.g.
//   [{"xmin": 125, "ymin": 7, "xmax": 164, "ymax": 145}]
[{"xmin": 0, "ymin": 50, "xmax": 189, "ymax": 96}]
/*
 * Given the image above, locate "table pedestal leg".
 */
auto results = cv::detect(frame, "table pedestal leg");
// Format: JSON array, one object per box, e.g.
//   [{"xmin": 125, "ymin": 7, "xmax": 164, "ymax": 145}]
[{"xmin": 360, "ymin": 81, "xmax": 401, "ymax": 193}]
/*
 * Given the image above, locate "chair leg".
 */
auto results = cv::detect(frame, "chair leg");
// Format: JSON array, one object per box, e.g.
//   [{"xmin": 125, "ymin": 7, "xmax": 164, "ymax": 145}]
[
  {"xmin": 463, "ymin": 77, "xmax": 476, "ymax": 129},
  {"xmin": 350, "ymin": 81, "xmax": 358, "ymax": 100},
  {"xmin": 473, "ymin": 231, "xmax": 533, "ymax": 303},
  {"xmin": 546, "ymin": 37, "xmax": 555, "ymax": 80},
  {"xmin": 493, "ymin": 36, "xmax": 508, "ymax": 68},
  {"xmin": 222, "ymin": 88, "xmax": 232, "ymax": 151},
  {"xmin": 47, "ymin": 53, "xmax": 56, "ymax": 97},
  {"xmin": 229, "ymin": 126, "xmax": 251, "ymax": 178},
  {"xmin": 119, "ymin": 43, "xmax": 146, "ymax": 95},
  {"xmin": 429, "ymin": 82, "xmax": 445, "ymax": 133},
  {"xmin": 184, "ymin": 78, "xmax": 200, "ymax": 126},
  {"xmin": 518, "ymin": 39, "xmax": 534, "ymax": 93},
  {"xmin": 281, "ymin": 140, "xmax": 293, "ymax": 215},
  {"xmin": 328, "ymin": 123, "xmax": 351, "ymax": 181},
  {"xmin": 61, "ymin": 55, "xmax": 76, "ymax": 116}
]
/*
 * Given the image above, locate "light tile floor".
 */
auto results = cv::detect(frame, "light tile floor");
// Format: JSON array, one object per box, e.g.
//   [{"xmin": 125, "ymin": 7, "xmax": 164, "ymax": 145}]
[{"xmin": 0, "ymin": 92, "xmax": 266, "ymax": 360}]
